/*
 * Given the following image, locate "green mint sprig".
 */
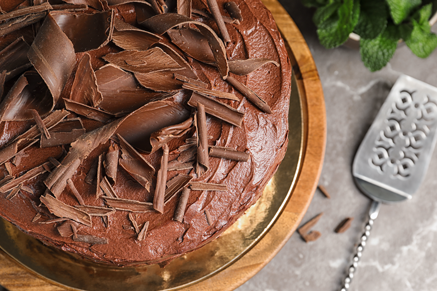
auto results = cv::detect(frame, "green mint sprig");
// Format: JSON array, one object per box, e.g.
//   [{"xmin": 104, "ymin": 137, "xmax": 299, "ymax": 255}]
[{"xmin": 302, "ymin": 0, "xmax": 437, "ymax": 72}]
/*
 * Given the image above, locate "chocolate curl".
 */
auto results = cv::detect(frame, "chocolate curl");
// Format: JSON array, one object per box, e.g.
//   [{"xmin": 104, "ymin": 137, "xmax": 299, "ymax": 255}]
[
  {"xmin": 174, "ymin": 73, "xmax": 207, "ymax": 88},
  {"xmin": 150, "ymin": 116, "xmax": 193, "ymax": 153},
  {"xmin": 51, "ymin": 4, "xmax": 89, "ymax": 11},
  {"xmin": 209, "ymin": 146, "xmax": 249, "ymax": 162},
  {"xmin": 177, "ymin": 0, "xmax": 191, "ymax": 18},
  {"xmin": 206, "ymin": 0, "xmax": 231, "ymax": 44},
  {"xmin": 187, "ymin": 93, "xmax": 244, "ymax": 127},
  {"xmin": 16, "ymin": 109, "xmax": 70, "ymax": 141},
  {"xmin": 5, "ymin": 184, "xmax": 21, "ymax": 200},
  {"xmin": 47, "ymin": 158, "xmax": 81, "ymax": 198},
  {"xmin": 167, "ymin": 28, "xmax": 214, "ymax": 65},
  {"xmin": 196, "ymin": 103, "xmax": 208, "ymax": 176},
  {"xmin": 75, "ymin": 205, "xmax": 116, "ymax": 216},
  {"xmin": 137, "ymin": 221, "xmax": 149, "ymax": 241},
  {"xmin": 100, "ymin": 176, "xmax": 118, "ymax": 198},
  {"xmin": 0, "ymin": 139, "xmax": 36, "ymax": 167},
  {"xmin": 153, "ymin": 42, "xmax": 198, "ymax": 80},
  {"xmin": 40, "ymin": 118, "xmax": 86, "ymax": 148},
  {"xmin": 112, "ymin": 18, "xmax": 161, "ymax": 51},
  {"xmin": 64, "ymin": 98, "xmax": 114, "ymax": 123},
  {"xmin": 149, "ymin": 0, "xmax": 163, "ymax": 14},
  {"xmin": 128, "ymin": 213, "xmax": 139, "ymax": 233},
  {"xmin": 190, "ymin": 182, "xmax": 227, "ymax": 191},
  {"xmin": 223, "ymin": 1, "xmax": 242, "ymax": 22},
  {"xmin": 228, "ymin": 59, "xmax": 279, "ymax": 76},
  {"xmin": 182, "ymin": 83, "xmax": 239, "ymax": 101},
  {"xmin": 226, "ymin": 76, "xmax": 271, "ymax": 114},
  {"xmin": 0, "ymin": 12, "xmax": 46, "ymax": 37},
  {"xmin": 104, "ymin": 197, "xmax": 154, "ymax": 213},
  {"xmin": 164, "ymin": 174, "xmax": 192, "ymax": 204},
  {"xmin": 105, "ymin": 143, "xmax": 119, "ymax": 184},
  {"xmin": 40, "ymin": 194, "xmax": 92, "ymax": 227},
  {"xmin": 29, "ymin": 109, "xmax": 50, "ymax": 139},
  {"xmin": 96, "ymin": 154, "xmax": 104, "ymax": 199},
  {"xmin": 173, "ymin": 187, "xmax": 190, "ymax": 222},
  {"xmin": 0, "ymin": 37, "xmax": 31, "ymax": 82},
  {"xmin": 141, "ymin": 13, "xmax": 229, "ymax": 78},
  {"xmin": 153, "ymin": 144, "xmax": 169, "ymax": 213},
  {"xmin": 85, "ymin": 159, "xmax": 98, "ymax": 185},
  {"xmin": 70, "ymin": 53, "xmax": 103, "ymax": 107},
  {"xmin": 168, "ymin": 161, "xmax": 194, "ymax": 171},
  {"xmin": 62, "ymin": 0, "xmax": 104, "ymax": 10},
  {"xmin": 135, "ymin": 71, "xmax": 183, "ymax": 92},
  {"xmin": 0, "ymin": 2, "xmax": 51, "ymax": 22},
  {"xmin": 67, "ymin": 178, "xmax": 85, "ymax": 205},
  {"xmin": 57, "ymin": 221, "xmax": 78, "ymax": 237},
  {"xmin": 204, "ymin": 209, "xmax": 212, "ymax": 225}
]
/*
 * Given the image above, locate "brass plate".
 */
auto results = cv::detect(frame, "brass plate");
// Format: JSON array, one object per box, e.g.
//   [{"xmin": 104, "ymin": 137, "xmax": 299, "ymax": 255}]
[{"xmin": 0, "ymin": 35, "xmax": 304, "ymax": 291}]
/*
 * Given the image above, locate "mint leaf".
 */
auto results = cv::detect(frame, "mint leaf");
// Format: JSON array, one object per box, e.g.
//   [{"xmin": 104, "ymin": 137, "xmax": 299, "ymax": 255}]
[
  {"xmin": 405, "ymin": 19, "xmax": 437, "ymax": 58},
  {"xmin": 386, "ymin": 0, "xmax": 421, "ymax": 24},
  {"xmin": 317, "ymin": 0, "xmax": 360, "ymax": 48},
  {"xmin": 360, "ymin": 28, "xmax": 397, "ymax": 72},
  {"xmin": 313, "ymin": 2, "xmax": 342, "ymax": 27},
  {"xmin": 411, "ymin": 3, "xmax": 433, "ymax": 25},
  {"xmin": 301, "ymin": 0, "xmax": 330, "ymax": 8},
  {"xmin": 354, "ymin": 0, "xmax": 387, "ymax": 39}
]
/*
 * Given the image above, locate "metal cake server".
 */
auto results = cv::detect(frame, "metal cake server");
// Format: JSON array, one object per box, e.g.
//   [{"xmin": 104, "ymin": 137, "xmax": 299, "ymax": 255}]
[{"xmin": 340, "ymin": 75, "xmax": 437, "ymax": 291}]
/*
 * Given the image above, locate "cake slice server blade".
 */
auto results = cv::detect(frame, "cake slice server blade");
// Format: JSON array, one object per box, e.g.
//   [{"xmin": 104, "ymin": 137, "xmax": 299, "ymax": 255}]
[{"xmin": 340, "ymin": 75, "xmax": 437, "ymax": 290}]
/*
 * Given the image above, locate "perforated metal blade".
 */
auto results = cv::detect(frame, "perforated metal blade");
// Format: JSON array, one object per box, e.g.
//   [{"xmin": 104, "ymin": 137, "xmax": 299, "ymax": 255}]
[{"xmin": 353, "ymin": 75, "xmax": 437, "ymax": 203}]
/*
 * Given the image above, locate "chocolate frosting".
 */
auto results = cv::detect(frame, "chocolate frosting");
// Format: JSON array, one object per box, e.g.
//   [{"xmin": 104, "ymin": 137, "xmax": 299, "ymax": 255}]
[{"xmin": 0, "ymin": 0, "xmax": 291, "ymax": 266}]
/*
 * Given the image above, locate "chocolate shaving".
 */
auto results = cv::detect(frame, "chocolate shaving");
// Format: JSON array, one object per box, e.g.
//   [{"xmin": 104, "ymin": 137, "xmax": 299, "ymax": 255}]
[
  {"xmin": 128, "ymin": 213, "xmax": 139, "ymax": 233},
  {"xmin": 62, "ymin": 0, "xmax": 103, "ymax": 10},
  {"xmin": 46, "ymin": 158, "xmax": 81, "ymax": 198},
  {"xmin": 173, "ymin": 187, "xmax": 190, "ymax": 222},
  {"xmin": 223, "ymin": 1, "xmax": 242, "ymax": 22},
  {"xmin": 141, "ymin": 13, "xmax": 229, "ymax": 77},
  {"xmin": 70, "ymin": 53, "xmax": 103, "ymax": 107},
  {"xmin": 335, "ymin": 217, "xmax": 353, "ymax": 233},
  {"xmin": 164, "ymin": 174, "xmax": 192, "ymax": 204},
  {"xmin": 51, "ymin": 4, "xmax": 89, "ymax": 11},
  {"xmin": 209, "ymin": 146, "xmax": 249, "ymax": 162},
  {"xmin": 150, "ymin": 116, "xmax": 193, "ymax": 153},
  {"xmin": 226, "ymin": 76, "xmax": 271, "ymax": 114},
  {"xmin": 16, "ymin": 110, "xmax": 69, "ymax": 141},
  {"xmin": 117, "ymin": 133, "xmax": 154, "ymax": 190},
  {"xmin": 85, "ymin": 159, "xmax": 98, "ymax": 185},
  {"xmin": 67, "ymin": 178, "xmax": 85, "ymax": 205},
  {"xmin": 137, "ymin": 220, "xmax": 149, "ymax": 241},
  {"xmin": 190, "ymin": 182, "xmax": 226, "ymax": 191},
  {"xmin": 149, "ymin": 0, "xmax": 163, "ymax": 14},
  {"xmin": 0, "ymin": 12, "xmax": 46, "ymax": 37},
  {"xmin": 50, "ymin": 10, "xmax": 114, "ymax": 53},
  {"xmin": 168, "ymin": 160, "xmax": 194, "ymax": 171},
  {"xmin": 0, "ymin": 162, "xmax": 50, "ymax": 193},
  {"xmin": 32, "ymin": 213, "xmax": 42, "ymax": 223},
  {"xmin": 174, "ymin": 73, "xmax": 207, "ymax": 88},
  {"xmin": 20, "ymin": 185, "xmax": 33, "ymax": 194},
  {"xmin": 183, "ymin": 83, "xmax": 239, "ymax": 101},
  {"xmin": 112, "ymin": 18, "xmax": 161, "ymax": 51},
  {"xmin": 298, "ymin": 213, "xmax": 323, "ymax": 243},
  {"xmin": 40, "ymin": 194, "xmax": 92, "ymax": 227},
  {"xmin": 0, "ymin": 138, "xmax": 37, "ymax": 166},
  {"xmin": 0, "ymin": 70, "xmax": 5, "ymax": 102},
  {"xmin": 206, "ymin": 0, "xmax": 231, "ymax": 44},
  {"xmin": 73, "ymin": 234, "xmax": 108, "ymax": 245},
  {"xmin": 192, "ymin": 8, "xmax": 239, "ymax": 24},
  {"xmin": 153, "ymin": 42, "xmax": 198, "ymax": 80},
  {"xmin": 104, "ymin": 197, "xmax": 154, "ymax": 213},
  {"xmin": 40, "ymin": 118, "xmax": 86, "ymax": 148},
  {"xmin": 188, "ymin": 93, "xmax": 244, "ymax": 127},
  {"xmin": 196, "ymin": 103, "xmax": 208, "ymax": 176},
  {"xmin": 135, "ymin": 71, "xmax": 183, "ymax": 92},
  {"xmin": 317, "ymin": 185, "xmax": 331, "ymax": 199},
  {"xmin": 0, "ymin": 37, "xmax": 31, "ymax": 82},
  {"xmin": 105, "ymin": 143, "xmax": 119, "ymax": 183},
  {"xmin": 0, "ymin": 2, "xmax": 51, "ymax": 22},
  {"xmin": 103, "ymin": 47, "xmax": 182, "ymax": 74},
  {"xmin": 153, "ymin": 143, "xmax": 169, "ymax": 213},
  {"xmin": 4, "ymin": 162, "xmax": 12, "ymax": 175},
  {"xmin": 228, "ymin": 59, "xmax": 279, "ymax": 76},
  {"xmin": 167, "ymin": 28, "xmax": 214, "ymax": 65},
  {"xmin": 30, "ymin": 109, "xmax": 50, "ymax": 139},
  {"xmin": 0, "ymin": 175, "xmax": 13, "ymax": 187},
  {"xmin": 204, "ymin": 209, "xmax": 212, "ymax": 225},
  {"xmin": 75, "ymin": 205, "xmax": 116, "ymax": 217},
  {"xmin": 64, "ymin": 99, "xmax": 114, "ymax": 123},
  {"xmin": 5, "ymin": 184, "xmax": 21, "ymax": 200},
  {"xmin": 96, "ymin": 154, "xmax": 104, "ymax": 199},
  {"xmin": 39, "ymin": 218, "xmax": 68, "ymax": 224},
  {"xmin": 177, "ymin": 146, "xmax": 196, "ymax": 163},
  {"xmin": 57, "ymin": 221, "xmax": 78, "ymax": 237},
  {"xmin": 178, "ymin": 143, "xmax": 195, "ymax": 152},
  {"xmin": 100, "ymin": 176, "xmax": 118, "ymax": 198},
  {"xmin": 28, "ymin": 14, "xmax": 76, "ymax": 105},
  {"xmin": 177, "ymin": 0, "xmax": 191, "ymax": 18}
]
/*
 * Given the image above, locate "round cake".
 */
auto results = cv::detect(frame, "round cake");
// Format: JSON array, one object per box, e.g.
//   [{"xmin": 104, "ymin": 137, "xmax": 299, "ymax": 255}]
[{"xmin": 0, "ymin": 0, "xmax": 291, "ymax": 266}]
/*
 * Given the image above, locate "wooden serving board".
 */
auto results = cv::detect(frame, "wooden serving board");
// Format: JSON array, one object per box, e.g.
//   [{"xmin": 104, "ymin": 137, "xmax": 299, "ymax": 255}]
[{"xmin": 0, "ymin": 0, "xmax": 325, "ymax": 289}]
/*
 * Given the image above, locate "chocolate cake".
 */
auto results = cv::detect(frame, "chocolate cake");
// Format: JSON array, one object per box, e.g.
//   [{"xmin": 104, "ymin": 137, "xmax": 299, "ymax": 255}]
[{"xmin": 0, "ymin": 0, "xmax": 291, "ymax": 266}]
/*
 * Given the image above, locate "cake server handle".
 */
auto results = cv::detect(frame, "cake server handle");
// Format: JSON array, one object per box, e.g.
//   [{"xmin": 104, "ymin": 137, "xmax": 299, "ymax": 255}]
[{"xmin": 340, "ymin": 200, "xmax": 380, "ymax": 291}]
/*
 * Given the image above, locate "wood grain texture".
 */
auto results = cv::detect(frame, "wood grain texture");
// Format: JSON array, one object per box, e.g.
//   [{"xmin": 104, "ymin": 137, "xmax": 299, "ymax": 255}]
[{"xmin": 0, "ymin": 0, "xmax": 326, "ymax": 289}]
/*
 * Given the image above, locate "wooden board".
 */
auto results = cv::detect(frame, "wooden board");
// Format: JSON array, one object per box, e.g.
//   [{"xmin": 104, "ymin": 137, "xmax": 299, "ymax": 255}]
[{"xmin": 0, "ymin": 0, "xmax": 325, "ymax": 289}]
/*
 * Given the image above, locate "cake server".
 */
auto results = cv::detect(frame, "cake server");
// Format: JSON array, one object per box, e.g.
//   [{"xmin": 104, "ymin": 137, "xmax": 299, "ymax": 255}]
[{"xmin": 340, "ymin": 75, "xmax": 437, "ymax": 291}]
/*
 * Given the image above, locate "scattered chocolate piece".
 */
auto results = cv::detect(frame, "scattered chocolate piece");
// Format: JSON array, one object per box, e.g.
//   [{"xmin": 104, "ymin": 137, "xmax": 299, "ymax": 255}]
[
  {"xmin": 168, "ymin": 160, "xmax": 194, "ymax": 171},
  {"xmin": 128, "ymin": 213, "xmax": 139, "ymax": 234},
  {"xmin": 0, "ymin": 12, "xmax": 46, "ymax": 37},
  {"xmin": 16, "ymin": 110, "xmax": 69, "ymax": 141},
  {"xmin": 70, "ymin": 53, "xmax": 103, "ymax": 107},
  {"xmin": 30, "ymin": 109, "xmax": 51, "ymax": 139},
  {"xmin": 298, "ymin": 213, "xmax": 323, "ymax": 243},
  {"xmin": 96, "ymin": 154, "xmax": 104, "ymax": 199},
  {"xmin": 335, "ymin": 217, "xmax": 354, "ymax": 234},
  {"xmin": 196, "ymin": 103, "xmax": 209, "ymax": 176},
  {"xmin": 40, "ymin": 118, "xmax": 86, "ymax": 148},
  {"xmin": 150, "ymin": 117, "xmax": 193, "ymax": 153},
  {"xmin": 73, "ymin": 234, "xmax": 108, "ymax": 245},
  {"xmin": 0, "ymin": 138, "xmax": 37, "ymax": 166},
  {"xmin": 0, "ymin": 37, "xmax": 31, "ymax": 82},
  {"xmin": 67, "ymin": 179, "xmax": 85, "ymax": 205},
  {"xmin": 164, "ymin": 174, "xmax": 192, "ymax": 204},
  {"xmin": 190, "ymin": 182, "xmax": 227, "ymax": 191},
  {"xmin": 153, "ymin": 42, "xmax": 199, "ymax": 80},
  {"xmin": 318, "ymin": 185, "xmax": 331, "ymax": 199},
  {"xmin": 206, "ymin": 0, "xmax": 231, "ymax": 44},
  {"xmin": 39, "ymin": 218, "xmax": 69, "ymax": 224},
  {"xmin": 4, "ymin": 162, "xmax": 12, "ymax": 175},
  {"xmin": 105, "ymin": 143, "xmax": 119, "ymax": 184},
  {"xmin": 187, "ymin": 93, "xmax": 244, "ymax": 127},
  {"xmin": 104, "ymin": 197, "xmax": 154, "ymax": 213},
  {"xmin": 177, "ymin": 146, "xmax": 196, "ymax": 163},
  {"xmin": 51, "ymin": 4, "xmax": 89, "ymax": 11},
  {"xmin": 183, "ymin": 83, "xmax": 239, "ymax": 101},
  {"xmin": 0, "ymin": 162, "xmax": 51, "ymax": 193},
  {"xmin": 75, "ymin": 205, "xmax": 116, "ymax": 217},
  {"xmin": 57, "ymin": 221, "xmax": 78, "ymax": 237},
  {"xmin": 0, "ymin": 175, "xmax": 13, "ymax": 188},
  {"xmin": 228, "ymin": 58, "xmax": 279, "ymax": 76},
  {"xmin": 223, "ymin": 2, "xmax": 243, "ymax": 22},
  {"xmin": 137, "ymin": 220, "xmax": 149, "ymax": 241},
  {"xmin": 204, "ymin": 209, "xmax": 212, "ymax": 225},
  {"xmin": 32, "ymin": 213, "xmax": 42, "ymax": 223},
  {"xmin": 153, "ymin": 144, "xmax": 169, "ymax": 213},
  {"xmin": 177, "ymin": 0, "xmax": 191, "ymax": 18},
  {"xmin": 226, "ymin": 76, "xmax": 271, "ymax": 114},
  {"xmin": 135, "ymin": 71, "xmax": 183, "ymax": 92},
  {"xmin": 174, "ymin": 187, "xmax": 190, "ymax": 222},
  {"xmin": 62, "ymin": 0, "xmax": 103, "ymax": 10},
  {"xmin": 40, "ymin": 194, "xmax": 92, "ymax": 227},
  {"xmin": 64, "ymin": 99, "xmax": 114, "ymax": 123},
  {"xmin": 100, "ymin": 176, "xmax": 118, "ymax": 198},
  {"xmin": 46, "ymin": 158, "xmax": 81, "ymax": 198},
  {"xmin": 112, "ymin": 18, "xmax": 161, "ymax": 51},
  {"xmin": 5, "ymin": 184, "xmax": 21, "ymax": 200},
  {"xmin": 149, "ymin": 0, "xmax": 163, "ymax": 14},
  {"xmin": 0, "ymin": 2, "xmax": 51, "ymax": 22},
  {"xmin": 209, "ymin": 146, "xmax": 249, "ymax": 162},
  {"xmin": 177, "ymin": 143, "xmax": 195, "ymax": 153},
  {"xmin": 20, "ymin": 185, "xmax": 33, "ymax": 194},
  {"xmin": 174, "ymin": 73, "xmax": 208, "ymax": 88},
  {"xmin": 85, "ymin": 159, "xmax": 98, "ymax": 185}
]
